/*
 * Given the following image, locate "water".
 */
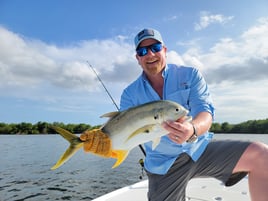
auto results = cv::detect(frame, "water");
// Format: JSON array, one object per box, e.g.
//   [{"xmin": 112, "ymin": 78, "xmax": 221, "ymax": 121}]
[{"xmin": 1, "ymin": 134, "xmax": 268, "ymax": 201}]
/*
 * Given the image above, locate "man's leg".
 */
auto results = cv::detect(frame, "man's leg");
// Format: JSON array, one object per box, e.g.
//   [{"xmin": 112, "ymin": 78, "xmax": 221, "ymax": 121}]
[
  {"xmin": 147, "ymin": 154, "xmax": 193, "ymax": 201},
  {"xmin": 233, "ymin": 141, "xmax": 268, "ymax": 201}
]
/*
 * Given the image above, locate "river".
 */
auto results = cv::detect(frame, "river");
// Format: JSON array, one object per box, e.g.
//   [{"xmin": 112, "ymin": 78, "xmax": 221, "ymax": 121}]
[{"xmin": 1, "ymin": 134, "xmax": 268, "ymax": 201}]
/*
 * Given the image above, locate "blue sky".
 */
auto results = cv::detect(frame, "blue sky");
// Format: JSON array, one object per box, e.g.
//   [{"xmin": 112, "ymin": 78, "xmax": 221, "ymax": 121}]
[{"xmin": 0, "ymin": 0, "xmax": 268, "ymax": 125}]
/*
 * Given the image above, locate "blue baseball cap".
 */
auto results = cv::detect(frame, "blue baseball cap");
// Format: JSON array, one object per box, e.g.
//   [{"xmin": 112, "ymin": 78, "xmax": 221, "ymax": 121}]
[{"xmin": 134, "ymin": 28, "xmax": 164, "ymax": 49}]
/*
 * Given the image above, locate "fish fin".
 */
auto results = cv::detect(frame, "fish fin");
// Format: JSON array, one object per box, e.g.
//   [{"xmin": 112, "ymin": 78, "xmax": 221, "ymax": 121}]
[
  {"xmin": 81, "ymin": 129, "xmax": 112, "ymax": 157},
  {"xmin": 110, "ymin": 150, "xmax": 129, "ymax": 168},
  {"xmin": 50, "ymin": 126, "xmax": 83, "ymax": 170},
  {"xmin": 100, "ymin": 111, "xmax": 120, "ymax": 118},
  {"xmin": 152, "ymin": 137, "xmax": 161, "ymax": 150},
  {"xmin": 125, "ymin": 124, "xmax": 155, "ymax": 143}
]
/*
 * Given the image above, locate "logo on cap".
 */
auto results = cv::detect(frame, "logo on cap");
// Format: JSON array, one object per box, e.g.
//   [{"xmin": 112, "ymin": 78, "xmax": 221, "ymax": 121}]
[{"xmin": 134, "ymin": 28, "xmax": 163, "ymax": 49}]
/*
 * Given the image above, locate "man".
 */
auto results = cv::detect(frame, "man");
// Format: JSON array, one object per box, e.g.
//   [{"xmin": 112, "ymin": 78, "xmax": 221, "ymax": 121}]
[{"xmin": 119, "ymin": 28, "xmax": 268, "ymax": 201}]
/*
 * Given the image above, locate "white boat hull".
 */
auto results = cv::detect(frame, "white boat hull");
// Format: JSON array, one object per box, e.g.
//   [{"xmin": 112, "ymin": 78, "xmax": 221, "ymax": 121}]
[{"xmin": 92, "ymin": 177, "xmax": 250, "ymax": 201}]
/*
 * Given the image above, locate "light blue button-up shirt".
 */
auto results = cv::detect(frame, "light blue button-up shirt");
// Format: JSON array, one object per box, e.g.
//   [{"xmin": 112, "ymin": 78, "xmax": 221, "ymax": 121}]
[{"xmin": 120, "ymin": 64, "xmax": 215, "ymax": 175}]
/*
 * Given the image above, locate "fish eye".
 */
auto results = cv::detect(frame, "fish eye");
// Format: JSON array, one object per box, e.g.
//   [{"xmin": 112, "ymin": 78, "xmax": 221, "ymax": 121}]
[{"xmin": 176, "ymin": 108, "xmax": 180, "ymax": 112}]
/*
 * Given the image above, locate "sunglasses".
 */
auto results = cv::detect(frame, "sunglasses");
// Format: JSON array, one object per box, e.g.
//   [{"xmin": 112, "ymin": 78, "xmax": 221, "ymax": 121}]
[{"xmin": 136, "ymin": 43, "xmax": 163, "ymax": 57}]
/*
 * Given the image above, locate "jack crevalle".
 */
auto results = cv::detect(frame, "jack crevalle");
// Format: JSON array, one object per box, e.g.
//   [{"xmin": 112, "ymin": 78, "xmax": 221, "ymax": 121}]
[{"xmin": 51, "ymin": 100, "xmax": 189, "ymax": 170}]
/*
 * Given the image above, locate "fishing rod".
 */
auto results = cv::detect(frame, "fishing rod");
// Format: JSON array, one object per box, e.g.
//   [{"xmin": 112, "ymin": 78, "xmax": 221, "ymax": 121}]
[
  {"xmin": 86, "ymin": 61, "xmax": 119, "ymax": 111},
  {"xmin": 86, "ymin": 61, "xmax": 146, "ymax": 158}
]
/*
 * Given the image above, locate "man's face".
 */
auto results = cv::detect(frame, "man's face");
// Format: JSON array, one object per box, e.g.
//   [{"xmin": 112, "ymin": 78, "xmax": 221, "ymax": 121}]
[{"xmin": 136, "ymin": 38, "xmax": 167, "ymax": 76}]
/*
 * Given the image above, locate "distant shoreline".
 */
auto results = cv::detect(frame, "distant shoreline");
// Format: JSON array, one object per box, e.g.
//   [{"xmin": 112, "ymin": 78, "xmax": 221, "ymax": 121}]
[{"xmin": 1, "ymin": 118, "xmax": 268, "ymax": 134}]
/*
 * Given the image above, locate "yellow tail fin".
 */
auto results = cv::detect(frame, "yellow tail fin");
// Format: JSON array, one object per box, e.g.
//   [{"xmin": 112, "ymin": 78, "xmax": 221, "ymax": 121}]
[
  {"xmin": 111, "ymin": 150, "xmax": 129, "ymax": 168},
  {"xmin": 51, "ymin": 126, "xmax": 83, "ymax": 170}
]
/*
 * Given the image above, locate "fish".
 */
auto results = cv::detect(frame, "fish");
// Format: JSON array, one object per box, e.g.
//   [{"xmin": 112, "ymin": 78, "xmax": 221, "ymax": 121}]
[{"xmin": 51, "ymin": 100, "xmax": 189, "ymax": 170}]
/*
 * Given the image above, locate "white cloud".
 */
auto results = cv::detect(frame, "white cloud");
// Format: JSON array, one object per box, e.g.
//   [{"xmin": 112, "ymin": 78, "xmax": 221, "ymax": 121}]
[
  {"xmin": 210, "ymin": 80, "xmax": 268, "ymax": 123},
  {"xmin": 203, "ymin": 18, "xmax": 268, "ymax": 123},
  {"xmin": 185, "ymin": 17, "xmax": 268, "ymax": 80},
  {"xmin": 0, "ymin": 26, "xmax": 140, "ymax": 120},
  {"xmin": 167, "ymin": 51, "xmax": 185, "ymax": 66},
  {"xmin": 175, "ymin": 17, "xmax": 268, "ymax": 123},
  {"xmin": 194, "ymin": 11, "xmax": 234, "ymax": 31},
  {"xmin": 0, "ymin": 17, "xmax": 267, "ymax": 124},
  {"xmin": 0, "ymin": 26, "xmax": 139, "ymax": 93}
]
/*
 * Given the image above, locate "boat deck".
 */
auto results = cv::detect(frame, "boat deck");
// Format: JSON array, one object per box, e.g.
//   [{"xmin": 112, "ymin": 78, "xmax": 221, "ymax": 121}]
[{"xmin": 92, "ymin": 177, "xmax": 250, "ymax": 201}]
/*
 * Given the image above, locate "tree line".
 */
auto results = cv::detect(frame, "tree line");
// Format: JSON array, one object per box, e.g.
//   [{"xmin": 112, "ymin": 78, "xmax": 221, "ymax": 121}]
[
  {"xmin": 210, "ymin": 119, "xmax": 268, "ymax": 134},
  {"xmin": 0, "ymin": 118, "xmax": 268, "ymax": 135},
  {"xmin": 0, "ymin": 122, "xmax": 101, "ymax": 135}
]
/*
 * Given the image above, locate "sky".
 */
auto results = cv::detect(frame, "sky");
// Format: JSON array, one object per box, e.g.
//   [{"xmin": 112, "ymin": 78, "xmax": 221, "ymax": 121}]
[{"xmin": 0, "ymin": 0, "xmax": 267, "ymax": 125}]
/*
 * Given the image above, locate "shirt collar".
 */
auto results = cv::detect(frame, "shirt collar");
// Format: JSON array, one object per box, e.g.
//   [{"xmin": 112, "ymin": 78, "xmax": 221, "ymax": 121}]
[{"xmin": 162, "ymin": 64, "xmax": 169, "ymax": 78}]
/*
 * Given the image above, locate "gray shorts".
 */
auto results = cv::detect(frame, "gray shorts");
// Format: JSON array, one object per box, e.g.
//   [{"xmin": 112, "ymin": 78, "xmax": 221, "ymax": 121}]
[{"xmin": 147, "ymin": 140, "xmax": 251, "ymax": 201}]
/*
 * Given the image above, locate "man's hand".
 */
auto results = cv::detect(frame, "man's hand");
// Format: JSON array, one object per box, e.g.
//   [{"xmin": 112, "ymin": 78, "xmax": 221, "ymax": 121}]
[
  {"xmin": 162, "ymin": 117, "xmax": 194, "ymax": 144},
  {"xmin": 163, "ymin": 112, "xmax": 213, "ymax": 144}
]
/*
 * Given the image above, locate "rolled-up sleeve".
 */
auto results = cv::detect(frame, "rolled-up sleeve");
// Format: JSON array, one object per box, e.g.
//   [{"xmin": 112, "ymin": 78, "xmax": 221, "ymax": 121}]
[{"xmin": 188, "ymin": 68, "xmax": 214, "ymax": 118}]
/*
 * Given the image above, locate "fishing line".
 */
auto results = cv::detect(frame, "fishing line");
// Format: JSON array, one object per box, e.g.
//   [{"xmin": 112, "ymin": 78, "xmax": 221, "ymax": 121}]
[{"xmin": 86, "ymin": 61, "xmax": 119, "ymax": 111}]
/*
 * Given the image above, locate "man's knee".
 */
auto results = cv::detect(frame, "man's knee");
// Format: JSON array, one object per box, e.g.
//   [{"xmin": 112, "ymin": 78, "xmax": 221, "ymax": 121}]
[{"xmin": 234, "ymin": 142, "xmax": 268, "ymax": 172}]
